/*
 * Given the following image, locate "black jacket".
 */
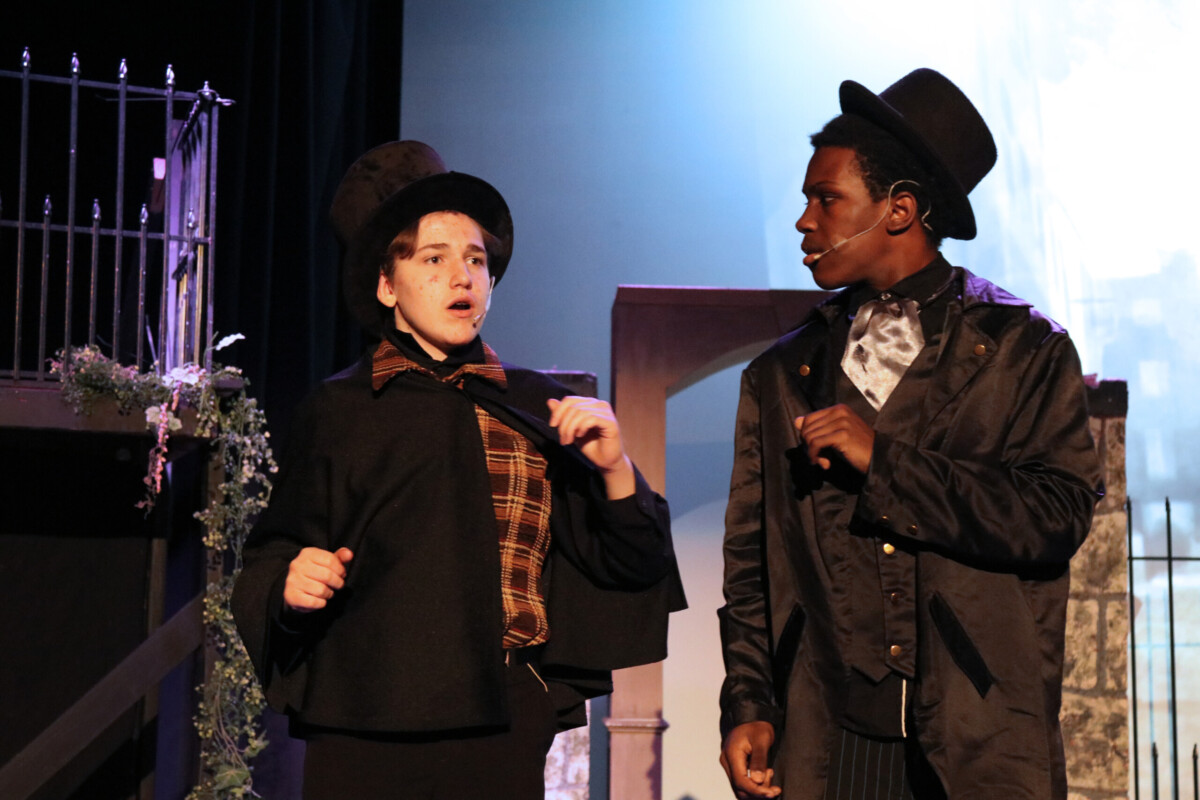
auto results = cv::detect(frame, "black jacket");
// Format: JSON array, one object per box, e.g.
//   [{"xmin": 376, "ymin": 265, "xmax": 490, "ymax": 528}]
[
  {"xmin": 719, "ymin": 268, "xmax": 1103, "ymax": 799},
  {"xmin": 232, "ymin": 349, "xmax": 685, "ymax": 734}
]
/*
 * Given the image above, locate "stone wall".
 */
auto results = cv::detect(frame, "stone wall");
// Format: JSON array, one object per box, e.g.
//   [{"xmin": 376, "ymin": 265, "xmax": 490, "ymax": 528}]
[
  {"xmin": 1063, "ymin": 381, "xmax": 1129, "ymax": 800},
  {"xmin": 545, "ymin": 706, "xmax": 590, "ymax": 799}
]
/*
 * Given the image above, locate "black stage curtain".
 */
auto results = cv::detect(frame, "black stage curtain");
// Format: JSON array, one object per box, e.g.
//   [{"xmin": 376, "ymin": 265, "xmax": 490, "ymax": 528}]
[
  {"xmin": 2, "ymin": 0, "xmax": 400, "ymax": 445},
  {"xmin": 2, "ymin": 3, "xmax": 400, "ymax": 796}
]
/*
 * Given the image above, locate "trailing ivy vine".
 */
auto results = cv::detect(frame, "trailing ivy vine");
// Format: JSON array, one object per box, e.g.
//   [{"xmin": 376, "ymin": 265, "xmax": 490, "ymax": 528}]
[{"xmin": 52, "ymin": 338, "xmax": 274, "ymax": 799}]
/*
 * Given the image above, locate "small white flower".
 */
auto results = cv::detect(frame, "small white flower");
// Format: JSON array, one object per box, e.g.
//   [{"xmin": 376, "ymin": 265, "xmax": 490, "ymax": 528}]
[
  {"xmin": 146, "ymin": 405, "xmax": 183, "ymax": 431},
  {"xmin": 214, "ymin": 333, "xmax": 245, "ymax": 352},
  {"xmin": 165, "ymin": 365, "xmax": 202, "ymax": 386}
]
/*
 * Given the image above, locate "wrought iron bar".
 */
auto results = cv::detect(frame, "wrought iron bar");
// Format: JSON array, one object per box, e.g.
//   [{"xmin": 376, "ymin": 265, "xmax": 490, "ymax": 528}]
[
  {"xmin": 13, "ymin": 48, "xmax": 31, "ymax": 379},
  {"xmin": 113, "ymin": 58, "xmax": 128, "ymax": 361},
  {"xmin": 173, "ymin": 207, "xmax": 193, "ymax": 367},
  {"xmin": 186, "ymin": 208, "xmax": 199, "ymax": 365},
  {"xmin": 37, "ymin": 197, "xmax": 51, "ymax": 380},
  {"xmin": 88, "ymin": 200, "xmax": 100, "ymax": 346},
  {"xmin": 137, "ymin": 205, "xmax": 149, "ymax": 370},
  {"xmin": 64, "ymin": 54, "xmax": 79, "ymax": 361},
  {"xmin": 0, "ymin": 69, "xmax": 204, "ymax": 101},
  {"xmin": 1166, "ymin": 498, "xmax": 1180, "ymax": 800},
  {"xmin": 1130, "ymin": 497, "xmax": 1141, "ymax": 800},
  {"xmin": 1155, "ymin": 742, "xmax": 1161, "ymax": 800},
  {"xmin": 0, "ymin": 221, "xmax": 198, "ymax": 242},
  {"xmin": 204, "ymin": 89, "xmax": 219, "ymax": 373},
  {"xmin": 158, "ymin": 64, "xmax": 175, "ymax": 375}
]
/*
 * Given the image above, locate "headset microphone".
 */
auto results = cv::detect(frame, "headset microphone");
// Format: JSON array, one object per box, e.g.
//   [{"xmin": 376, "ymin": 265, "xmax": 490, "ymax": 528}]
[
  {"xmin": 807, "ymin": 180, "xmax": 922, "ymax": 264},
  {"xmin": 471, "ymin": 275, "xmax": 496, "ymax": 325}
]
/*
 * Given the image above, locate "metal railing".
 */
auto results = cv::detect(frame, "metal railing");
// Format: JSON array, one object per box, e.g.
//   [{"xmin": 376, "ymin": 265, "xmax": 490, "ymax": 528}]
[
  {"xmin": 1129, "ymin": 497, "xmax": 1200, "ymax": 800},
  {"xmin": 1, "ymin": 48, "xmax": 231, "ymax": 380}
]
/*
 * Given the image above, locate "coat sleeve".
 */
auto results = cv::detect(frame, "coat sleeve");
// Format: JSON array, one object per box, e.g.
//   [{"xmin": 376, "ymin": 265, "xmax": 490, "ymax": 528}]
[
  {"xmin": 858, "ymin": 324, "xmax": 1103, "ymax": 570},
  {"xmin": 493, "ymin": 368, "xmax": 677, "ymax": 591},
  {"xmin": 718, "ymin": 365, "xmax": 783, "ymax": 736},
  {"xmin": 548, "ymin": 451, "xmax": 676, "ymax": 590},
  {"xmin": 231, "ymin": 391, "xmax": 334, "ymax": 704}
]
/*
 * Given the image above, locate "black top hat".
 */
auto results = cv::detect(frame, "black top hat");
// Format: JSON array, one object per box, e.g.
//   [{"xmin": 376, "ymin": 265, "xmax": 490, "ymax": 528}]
[
  {"xmin": 839, "ymin": 68, "xmax": 996, "ymax": 240},
  {"xmin": 330, "ymin": 140, "xmax": 514, "ymax": 331}
]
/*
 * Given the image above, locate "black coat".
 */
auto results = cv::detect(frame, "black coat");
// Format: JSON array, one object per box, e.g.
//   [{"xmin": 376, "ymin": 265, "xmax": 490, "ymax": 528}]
[
  {"xmin": 232, "ymin": 352, "xmax": 685, "ymax": 734},
  {"xmin": 719, "ymin": 269, "xmax": 1103, "ymax": 799}
]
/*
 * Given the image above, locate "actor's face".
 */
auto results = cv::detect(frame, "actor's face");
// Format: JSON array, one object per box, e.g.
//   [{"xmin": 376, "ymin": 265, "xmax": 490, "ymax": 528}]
[
  {"xmin": 795, "ymin": 146, "xmax": 892, "ymax": 290},
  {"xmin": 376, "ymin": 211, "xmax": 492, "ymax": 361}
]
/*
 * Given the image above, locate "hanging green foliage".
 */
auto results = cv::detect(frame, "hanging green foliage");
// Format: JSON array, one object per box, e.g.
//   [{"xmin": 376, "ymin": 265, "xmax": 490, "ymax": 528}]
[{"xmin": 53, "ymin": 338, "xmax": 274, "ymax": 799}]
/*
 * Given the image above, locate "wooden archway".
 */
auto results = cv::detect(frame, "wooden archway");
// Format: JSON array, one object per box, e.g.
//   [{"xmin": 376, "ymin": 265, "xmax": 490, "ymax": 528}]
[{"xmin": 606, "ymin": 285, "xmax": 829, "ymax": 800}]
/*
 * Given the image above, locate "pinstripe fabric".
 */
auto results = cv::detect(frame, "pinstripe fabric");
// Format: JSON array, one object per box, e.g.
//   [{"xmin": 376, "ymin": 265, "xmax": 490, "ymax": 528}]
[{"xmin": 822, "ymin": 729, "xmax": 918, "ymax": 800}]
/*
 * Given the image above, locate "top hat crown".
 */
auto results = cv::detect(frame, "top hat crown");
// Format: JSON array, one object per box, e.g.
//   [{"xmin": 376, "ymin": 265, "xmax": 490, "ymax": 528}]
[{"xmin": 839, "ymin": 68, "xmax": 996, "ymax": 240}]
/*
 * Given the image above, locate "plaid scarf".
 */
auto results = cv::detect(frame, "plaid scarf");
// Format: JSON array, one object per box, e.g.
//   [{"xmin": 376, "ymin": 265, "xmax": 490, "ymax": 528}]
[{"xmin": 372, "ymin": 338, "xmax": 552, "ymax": 647}]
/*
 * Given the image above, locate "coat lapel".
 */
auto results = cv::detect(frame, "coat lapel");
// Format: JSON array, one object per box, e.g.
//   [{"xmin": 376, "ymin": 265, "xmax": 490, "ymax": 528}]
[
  {"xmin": 916, "ymin": 269, "xmax": 1026, "ymax": 435},
  {"xmin": 781, "ymin": 304, "xmax": 841, "ymax": 414}
]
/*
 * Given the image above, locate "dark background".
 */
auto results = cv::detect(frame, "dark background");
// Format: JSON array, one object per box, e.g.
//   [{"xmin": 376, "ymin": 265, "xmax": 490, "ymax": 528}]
[
  {"xmin": 1, "ymin": 4, "xmax": 404, "ymax": 796},
  {"xmin": 2, "ymin": 0, "xmax": 404, "ymax": 443}
]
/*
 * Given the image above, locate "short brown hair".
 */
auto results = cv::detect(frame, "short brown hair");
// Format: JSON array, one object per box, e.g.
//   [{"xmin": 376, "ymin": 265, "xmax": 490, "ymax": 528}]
[{"xmin": 380, "ymin": 211, "xmax": 504, "ymax": 280}]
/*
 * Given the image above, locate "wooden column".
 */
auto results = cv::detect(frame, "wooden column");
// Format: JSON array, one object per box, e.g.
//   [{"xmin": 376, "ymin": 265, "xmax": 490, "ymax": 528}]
[{"xmin": 608, "ymin": 286, "xmax": 828, "ymax": 799}]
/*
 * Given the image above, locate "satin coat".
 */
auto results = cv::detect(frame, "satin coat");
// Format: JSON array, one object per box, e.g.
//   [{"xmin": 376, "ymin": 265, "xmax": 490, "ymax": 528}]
[{"xmin": 719, "ymin": 269, "xmax": 1103, "ymax": 799}]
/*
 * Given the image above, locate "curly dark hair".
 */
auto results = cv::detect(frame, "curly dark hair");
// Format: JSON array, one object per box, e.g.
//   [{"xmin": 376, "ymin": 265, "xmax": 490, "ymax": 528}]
[{"xmin": 810, "ymin": 114, "xmax": 944, "ymax": 248}]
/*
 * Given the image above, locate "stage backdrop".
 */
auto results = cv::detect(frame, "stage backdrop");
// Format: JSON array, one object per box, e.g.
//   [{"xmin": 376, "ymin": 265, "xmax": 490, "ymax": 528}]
[{"xmin": 400, "ymin": 2, "xmax": 1200, "ymax": 799}]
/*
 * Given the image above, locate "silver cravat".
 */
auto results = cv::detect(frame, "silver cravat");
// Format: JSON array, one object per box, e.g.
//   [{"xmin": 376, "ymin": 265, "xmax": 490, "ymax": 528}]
[{"xmin": 841, "ymin": 292, "xmax": 924, "ymax": 410}]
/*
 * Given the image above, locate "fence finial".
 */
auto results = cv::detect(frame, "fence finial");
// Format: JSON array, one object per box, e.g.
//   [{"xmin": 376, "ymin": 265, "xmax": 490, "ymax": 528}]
[
  {"xmin": 71, "ymin": 53, "xmax": 79, "ymax": 75},
  {"xmin": 43, "ymin": 195, "xmax": 51, "ymax": 216},
  {"xmin": 92, "ymin": 199, "xmax": 101, "ymax": 221},
  {"xmin": 140, "ymin": 204, "xmax": 149, "ymax": 226},
  {"xmin": 165, "ymin": 63, "xmax": 175, "ymax": 88},
  {"xmin": 118, "ymin": 59, "xmax": 128, "ymax": 81},
  {"xmin": 22, "ymin": 47, "xmax": 30, "ymax": 70}
]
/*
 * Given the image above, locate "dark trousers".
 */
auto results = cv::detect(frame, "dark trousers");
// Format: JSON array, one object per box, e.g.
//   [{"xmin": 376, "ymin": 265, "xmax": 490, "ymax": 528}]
[
  {"xmin": 301, "ymin": 660, "xmax": 558, "ymax": 800},
  {"xmin": 823, "ymin": 728, "xmax": 946, "ymax": 800}
]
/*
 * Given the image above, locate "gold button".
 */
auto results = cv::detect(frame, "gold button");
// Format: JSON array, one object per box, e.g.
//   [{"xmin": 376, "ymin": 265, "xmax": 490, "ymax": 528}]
[
  {"xmin": 879, "ymin": 515, "xmax": 890, "ymax": 524},
  {"xmin": 799, "ymin": 364, "xmax": 811, "ymax": 377},
  {"xmin": 908, "ymin": 524, "xmax": 919, "ymax": 535},
  {"xmin": 882, "ymin": 543, "xmax": 896, "ymax": 555},
  {"xmin": 890, "ymin": 644, "xmax": 903, "ymax": 657},
  {"xmin": 889, "ymin": 592, "xmax": 900, "ymax": 605},
  {"xmin": 973, "ymin": 344, "xmax": 986, "ymax": 356}
]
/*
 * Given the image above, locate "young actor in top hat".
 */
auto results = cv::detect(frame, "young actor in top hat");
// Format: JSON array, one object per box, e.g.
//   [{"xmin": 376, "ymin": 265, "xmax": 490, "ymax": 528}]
[
  {"xmin": 232, "ymin": 141, "xmax": 685, "ymax": 799},
  {"xmin": 717, "ymin": 69, "xmax": 1103, "ymax": 799}
]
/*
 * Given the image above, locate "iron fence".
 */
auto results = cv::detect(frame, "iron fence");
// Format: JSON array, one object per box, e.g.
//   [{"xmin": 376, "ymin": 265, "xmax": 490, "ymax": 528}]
[
  {"xmin": 1129, "ymin": 497, "xmax": 1200, "ymax": 800},
  {"xmin": 0, "ymin": 48, "xmax": 231, "ymax": 380}
]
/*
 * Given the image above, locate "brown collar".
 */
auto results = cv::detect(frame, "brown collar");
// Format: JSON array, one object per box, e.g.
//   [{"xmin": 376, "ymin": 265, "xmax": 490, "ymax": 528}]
[{"xmin": 371, "ymin": 338, "xmax": 507, "ymax": 391}]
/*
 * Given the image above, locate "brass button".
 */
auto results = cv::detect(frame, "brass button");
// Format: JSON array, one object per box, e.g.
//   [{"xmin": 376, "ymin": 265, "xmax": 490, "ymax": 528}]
[
  {"xmin": 879, "ymin": 514, "xmax": 890, "ymax": 524},
  {"xmin": 908, "ymin": 524, "xmax": 919, "ymax": 535},
  {"xmin": 889, "ymin": 592, "xmax": 900, "ymax": 605},
  {"xmin": 889, "ymin": 644, "xmax": 903, "ymax": 657},
  {"xmin": 973, "ymin": 344, "xmax": 986, "ymax": 356},
  {"xmin": 882, "ymin": 543, "xmax": 896, "ymax": 555},
  {"xmin": 799, "ymin": 364, "xmax": 811, "ymax": 377}
]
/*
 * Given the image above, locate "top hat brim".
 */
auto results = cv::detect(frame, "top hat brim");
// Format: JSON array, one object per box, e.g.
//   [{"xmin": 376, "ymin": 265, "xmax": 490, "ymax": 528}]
[
  {"xmin": 840, "ymin": 79, "xmax": 979, "ymax": 240},
  {"xmin": 342, "ymin": 171, "xmax": 513, "ymax": 333}
]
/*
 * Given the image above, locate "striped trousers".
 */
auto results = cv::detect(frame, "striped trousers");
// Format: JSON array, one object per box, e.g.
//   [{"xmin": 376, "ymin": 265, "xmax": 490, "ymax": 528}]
[{"xmin": 822, "ymin": 728, "xmax": 946, "ymax": 800}]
